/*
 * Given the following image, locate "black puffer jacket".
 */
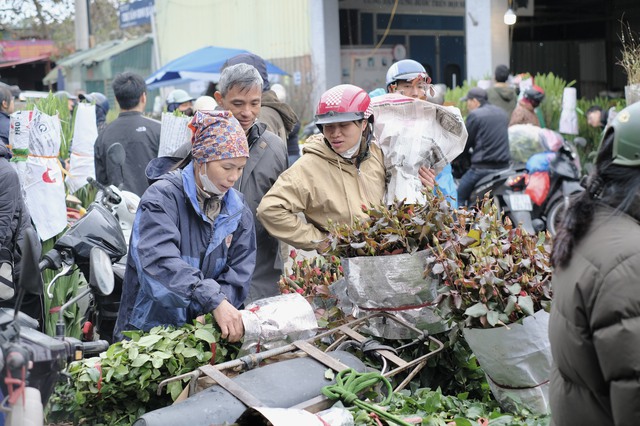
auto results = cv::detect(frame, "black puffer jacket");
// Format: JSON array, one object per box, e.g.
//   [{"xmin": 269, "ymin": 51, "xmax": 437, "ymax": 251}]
[
  {"xmin": 0, "ymin": 143, "xmax": 43, "ymax": 326},
  {"xmin": 549, "ymin": 205, "xmax": 640, "ymax": 425}
]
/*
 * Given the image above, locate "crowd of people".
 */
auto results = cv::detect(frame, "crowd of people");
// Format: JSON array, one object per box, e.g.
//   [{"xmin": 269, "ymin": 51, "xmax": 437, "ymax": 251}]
[{"xmin": 2, "ymin": 53, "xmax": 640, "ymax": 425}]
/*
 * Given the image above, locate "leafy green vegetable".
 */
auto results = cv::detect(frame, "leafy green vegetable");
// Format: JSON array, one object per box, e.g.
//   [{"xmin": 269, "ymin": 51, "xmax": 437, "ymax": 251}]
[{"xmin": 47, "ymin": 315, "xmax": 240, "ymax": 425}]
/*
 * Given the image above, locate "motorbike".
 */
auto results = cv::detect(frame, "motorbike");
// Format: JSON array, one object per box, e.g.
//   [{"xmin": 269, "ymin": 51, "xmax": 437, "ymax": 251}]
[
  {"xmin": 0, "ymin": 228, "xmax": 112, "ymax": 425},
  {"xmin": 528, "ymin": 137, "xmax": 586, "ymax": 236},
  {"xmin": 466, "ymin": 163, "xmax": 536, "ymax": 234},
  {"xmin": 76, "ymin": 142, "xmax": 139, "ymax": 343}
]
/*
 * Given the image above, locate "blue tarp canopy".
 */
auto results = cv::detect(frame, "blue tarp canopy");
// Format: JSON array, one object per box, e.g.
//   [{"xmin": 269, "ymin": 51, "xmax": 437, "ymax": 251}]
[{"xmin": 145, "ymin": 46, "xmax": 288, "ymax": 89}]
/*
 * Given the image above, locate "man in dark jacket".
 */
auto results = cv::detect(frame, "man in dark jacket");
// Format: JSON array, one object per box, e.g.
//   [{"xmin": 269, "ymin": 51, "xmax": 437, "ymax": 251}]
[
  {"xmin": 457, "ymin": 87, "xmax": 511, "ymax": 206},
  {"xmin": 222, "ymin": 53, "xmax": 298, "ymax": 148},
  {"xmin": 0, "ymin": 143, "xmax": 43, "ymax": 328},
  {"xmin": 214, "ymin": 63, "xmax": 288, "ymax": 303},
  {"xmin": 487, "ymin": 64, "xmax": 517, "ymax": 116},
  {"xmin": 94, "ymin": 72, "xmax": 161, "ymax": 196},
  {"xmin": 0, "ymin": 85, "xmax": 14, "ymax": 146}
]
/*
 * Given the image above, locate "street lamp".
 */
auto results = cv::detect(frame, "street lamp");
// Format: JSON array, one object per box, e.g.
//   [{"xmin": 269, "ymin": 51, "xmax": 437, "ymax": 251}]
[{"xmin": 504, "ymin": 3, "xmax": 517, "ymax": 25}]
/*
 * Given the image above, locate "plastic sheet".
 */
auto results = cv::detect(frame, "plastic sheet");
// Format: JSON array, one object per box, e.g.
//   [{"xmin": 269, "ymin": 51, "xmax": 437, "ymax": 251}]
[
  {"xmin": 240, "ymin": 293, "xmax": 318, "ymax": 356},
  {"xmin": 371, "ymin": 93, "xmax": 467, "ymax": 205},
  {"xmin": 463, "ymin": 310, "xmax": 552, "ymax": 415},
  {"xmin": 158, "ymin": 113, "xmax": 191, "ymax": 157}
]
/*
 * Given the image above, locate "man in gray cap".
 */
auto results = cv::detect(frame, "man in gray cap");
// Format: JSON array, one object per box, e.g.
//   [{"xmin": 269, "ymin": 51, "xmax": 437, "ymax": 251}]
[
  {"xmin": 222, "ymin": 53, "xmax": 298, "ymax": 146},
  {"xmin": 456, "ymin": 87, "xmax": 511, "ymax": 206}
]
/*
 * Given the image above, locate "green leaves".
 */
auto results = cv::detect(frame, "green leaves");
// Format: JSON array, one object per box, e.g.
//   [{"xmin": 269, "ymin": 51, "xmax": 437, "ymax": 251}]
[
  {"xmin": 47, "ymin": 315, "xmax": 241, "ymax": 425},
  {"xmin": 424, "ymin": 195, "xmax": 553, "ymax": 329}
]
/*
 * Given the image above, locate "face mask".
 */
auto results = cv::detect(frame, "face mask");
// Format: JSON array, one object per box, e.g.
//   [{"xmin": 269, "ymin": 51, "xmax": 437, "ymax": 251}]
[
  {"xmin": 182, "ymin": 107, "xmax": 194, "ymax": 117},
  {"xmin": 340, "ymin": 143, "xmax": 361, "ymax": 159},
  {"xmin": 198, "ymin": 163, "xmax": 225, "ymax": 195}
]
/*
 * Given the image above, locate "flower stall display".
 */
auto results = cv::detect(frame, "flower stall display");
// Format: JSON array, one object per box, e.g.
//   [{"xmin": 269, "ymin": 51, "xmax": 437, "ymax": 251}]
[{"xmin": 427, "ymin": 197, "xmax": 553, "ymax": 414}]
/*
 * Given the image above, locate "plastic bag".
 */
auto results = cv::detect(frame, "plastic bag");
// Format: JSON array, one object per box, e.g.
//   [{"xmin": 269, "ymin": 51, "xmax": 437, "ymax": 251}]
[
  {"xmin": 539, "ymin": 128, "xmax": 563, "ymax": 152},
  {"xmin": 158, "ymin": 113, "xmax": 191, "ymax": 157},
  {"xmin": 508, "ymin": 124, "xmax": 545, "ymax": 163},
  {"xmin": 525, "ymin": 152, "xmax": 556, "ymax": 174},
  {"xmin": 525, "ymin": 171, "xmax": 550, "ymax": 206}
]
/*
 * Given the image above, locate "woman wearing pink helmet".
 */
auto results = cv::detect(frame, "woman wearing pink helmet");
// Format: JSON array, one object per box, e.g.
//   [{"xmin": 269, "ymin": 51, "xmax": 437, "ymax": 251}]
[{"xmin": 257, "ymin": 84, "xmax": 435, "ymax": 252}]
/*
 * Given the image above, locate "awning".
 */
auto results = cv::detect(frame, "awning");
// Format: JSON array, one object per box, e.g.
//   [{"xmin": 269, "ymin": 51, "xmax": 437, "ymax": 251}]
[
  {"xmin": 145, "ymin": 46, "xmax": 288, "ymax": 89},
  {"xmin": 0, "ymin": 54, "xmax": 51, "ymax": 69}
]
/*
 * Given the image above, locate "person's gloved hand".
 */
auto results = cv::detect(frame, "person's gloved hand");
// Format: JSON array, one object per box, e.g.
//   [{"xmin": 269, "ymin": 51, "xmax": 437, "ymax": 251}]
[
  {"xmin": 418, "ymin": 166, "xmax": 436, "ymax": 190},
  {"xmin": 212, "ymin": 299, "xmax": 244, "ymax": 342}
]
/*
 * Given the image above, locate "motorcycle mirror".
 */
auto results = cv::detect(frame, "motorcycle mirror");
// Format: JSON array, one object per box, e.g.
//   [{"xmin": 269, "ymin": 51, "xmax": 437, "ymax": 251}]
[
  {"xmin": 106, "ymin": 143, "xmax": 126, "ymax": 189},
  {"xmin": 573, "ymin": 137, "xmax": 587, "ymax": 148},
  {"xmin": 17, "ymin": 227, "xmax": 42, "ymax": 296},
  {"xmin": 89, "ymin": 247, "xmax": 114, "ymax": 296}
]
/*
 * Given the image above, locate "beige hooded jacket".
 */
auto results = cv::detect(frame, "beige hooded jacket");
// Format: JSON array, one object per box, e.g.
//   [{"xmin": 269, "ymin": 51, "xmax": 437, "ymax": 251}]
[{"xmin": 256, "ymin": 134, "xmax": 386, "ymax": 251}]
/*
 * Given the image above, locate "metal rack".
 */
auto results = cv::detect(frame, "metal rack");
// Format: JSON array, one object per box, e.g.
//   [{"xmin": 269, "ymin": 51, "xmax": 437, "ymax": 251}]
[{"xmin": 158, "ymin": 312, "xmax": 444, "ymax": 412}]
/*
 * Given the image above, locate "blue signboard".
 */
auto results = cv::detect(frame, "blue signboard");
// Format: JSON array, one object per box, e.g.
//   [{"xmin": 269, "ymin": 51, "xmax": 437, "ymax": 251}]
[{"xmin": 119, "ymin": 0, "xmax": 154, "ymax": 29}]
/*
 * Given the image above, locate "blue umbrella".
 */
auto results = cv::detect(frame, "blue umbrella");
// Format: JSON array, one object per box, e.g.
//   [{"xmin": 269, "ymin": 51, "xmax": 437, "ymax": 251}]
[{"xmin": 145, "ymin": 46, "xmax": 288, "ymax": 89}]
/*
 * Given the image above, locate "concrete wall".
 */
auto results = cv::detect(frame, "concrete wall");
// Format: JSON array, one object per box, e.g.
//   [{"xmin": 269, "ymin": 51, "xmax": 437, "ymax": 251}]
[{"xmin": 465, "ymin": 0, "xmax": 510, "ymax": 82}]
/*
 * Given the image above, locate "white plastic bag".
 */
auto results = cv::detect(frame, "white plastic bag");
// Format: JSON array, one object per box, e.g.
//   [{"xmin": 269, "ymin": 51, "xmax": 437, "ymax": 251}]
[
  {"xmin": 158, "ymin": 112, "xmax": 191, "ymax": 157},
  {"xmin": 463, "ymin": 310, "xmax": 552, "ymax": 414},
  {"xmin": 66, "ymin": 103, "xmax": 99, "ymax": 193}
]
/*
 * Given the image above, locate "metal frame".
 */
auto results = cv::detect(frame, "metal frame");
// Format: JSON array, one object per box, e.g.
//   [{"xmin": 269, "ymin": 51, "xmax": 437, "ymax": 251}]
[{"xmin": 157, "ymin": 312, "xmax": 444, "ymax": 412}]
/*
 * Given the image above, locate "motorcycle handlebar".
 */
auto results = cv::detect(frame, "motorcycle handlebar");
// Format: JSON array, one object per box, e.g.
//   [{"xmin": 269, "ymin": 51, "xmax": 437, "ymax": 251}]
[
  {"xmin": 78, "ymin": 340, "xmax": 110, "ymax": 356},
  {"xmin": 87, "ymin": 177, "xmax": 122, "ymax": 205}
]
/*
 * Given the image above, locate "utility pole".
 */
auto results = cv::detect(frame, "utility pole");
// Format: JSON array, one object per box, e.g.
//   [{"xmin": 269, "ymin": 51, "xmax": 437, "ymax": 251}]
[{"xmin": 75, "ymin": 0, "xmax": 90, "ymax": 50}]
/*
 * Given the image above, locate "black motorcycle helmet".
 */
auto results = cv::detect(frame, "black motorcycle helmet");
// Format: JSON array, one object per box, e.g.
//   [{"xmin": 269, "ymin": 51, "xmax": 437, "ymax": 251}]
[{"xmin": 524, "ymin": 86, "xmax": 545, "ymax": 107}]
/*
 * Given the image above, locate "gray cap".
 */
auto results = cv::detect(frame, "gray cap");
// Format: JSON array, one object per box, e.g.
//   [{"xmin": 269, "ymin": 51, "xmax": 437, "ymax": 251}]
[{"xmin": 461, "ymin": 87, "xmax": 488, "ymax": 102}]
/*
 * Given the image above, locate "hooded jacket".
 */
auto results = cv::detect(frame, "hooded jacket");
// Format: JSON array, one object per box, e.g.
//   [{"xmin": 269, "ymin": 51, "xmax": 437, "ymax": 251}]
[
  {"xmin": 549, "ymin": 205, "xmax": 640, "ymax": 425},
  {"xmin": 260, "ymin": 89, "xmax": 298, "ymax": 144},
  {"xmin": 257, "ymin": 134, "xmax": 386, "ymax": 251},
  {"xmin": 0, "ymin": 143, "xmax": 43, "ymax": 324},
  {"xmin": 235, "ymin": 122, "xmax": 288, "ymax": 303},
  {"xmin": 509, "ymin": 99, "xmax": 540, "ymax": 127},
  {"xmin": 487, "ymin": 84, "xmax": 517, "ymax": 117},
  {"xmin": 114, "ymin": 158, "xmax": 256, "ymax": 338}
]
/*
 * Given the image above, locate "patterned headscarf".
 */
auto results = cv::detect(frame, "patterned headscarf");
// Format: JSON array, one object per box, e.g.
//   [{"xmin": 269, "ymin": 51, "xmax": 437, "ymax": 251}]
[{"xmin": 189, "ymin": 110, "xmax": 249, "ymax": 164}]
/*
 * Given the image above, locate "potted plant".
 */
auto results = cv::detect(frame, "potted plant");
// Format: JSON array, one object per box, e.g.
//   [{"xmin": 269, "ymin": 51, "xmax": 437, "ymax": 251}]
[
  {"xmin": 619, "ymin": 21, "xmax": 640, "ymax": 105},
  {"xmin": 426, "ymin": 197, "xmax": 553, "ymax": 415}
]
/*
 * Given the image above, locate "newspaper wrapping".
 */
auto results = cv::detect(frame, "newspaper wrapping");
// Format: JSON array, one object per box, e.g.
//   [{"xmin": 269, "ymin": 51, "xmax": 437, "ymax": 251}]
[
  {"xmin": 158, "ymin": 112, "xmax": 191, "ymax": 157},
  {"xmin": 463, "ymin": 310, "xmax": 552, "ymax": 415},
  {"xmin": 371, "ymin": 93, "xmax": 467, "ymax": 205},
  {"xmin": 66, "ymin": 102, "xmax": 99, "ymax": 193},
  {"xmin": 24, "ymin": 107, "xmax": 67, "ymax": 241},
  {"xmin": 239, "ymin": 293, "xmax": 318, "ymax": 356}
]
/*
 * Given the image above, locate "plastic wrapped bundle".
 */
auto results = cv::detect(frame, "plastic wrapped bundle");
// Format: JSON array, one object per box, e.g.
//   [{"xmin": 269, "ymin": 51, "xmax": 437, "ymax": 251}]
[{"xmin": 508, "ymin": 124, "xmax": 545, "ymax": 163}]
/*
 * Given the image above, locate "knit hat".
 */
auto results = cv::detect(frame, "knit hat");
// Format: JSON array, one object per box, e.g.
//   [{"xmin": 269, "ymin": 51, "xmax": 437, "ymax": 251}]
[{"xmin": 189, "ymin": 111, "xmax": 249, "ymax": 164}]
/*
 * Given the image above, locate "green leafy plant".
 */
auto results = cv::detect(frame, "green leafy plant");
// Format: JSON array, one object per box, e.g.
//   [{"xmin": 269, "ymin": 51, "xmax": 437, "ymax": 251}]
[
  {"xmin": 427, "ymin": 197, "xmax": 553, "ymax": 329},
  {"xmin": 47, "ymin": 315, "xmax": 240, "ymax": 425},
  {"xmin": 349, "ymin": 386, "xmax": 550, "ymax": 425},
  {"xmin": 534, "ymin": 72, "xmax": 576, "ymax": 131},
  {"xmin": 326, "ymin": 192, "xmax": 456, "ymax": 258},
  {"xmin": 420, "ymin": 327, "xmax": 491, "ymax": 402},
  {"xmin": 443, "ymin": 79, "xmax": 478, "ymax": 118}
]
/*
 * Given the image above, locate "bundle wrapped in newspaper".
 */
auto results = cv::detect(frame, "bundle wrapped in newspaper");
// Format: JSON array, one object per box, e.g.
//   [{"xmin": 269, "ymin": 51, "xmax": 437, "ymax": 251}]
[{"xmin": 371, "ymin": 93, "xmax": 467, "ymax": 205}]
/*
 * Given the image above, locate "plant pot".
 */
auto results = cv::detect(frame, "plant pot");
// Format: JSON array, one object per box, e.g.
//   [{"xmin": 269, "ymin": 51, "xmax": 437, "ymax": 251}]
[
  {"xmin": 625, "ymin": 84, "xmax": 640, "ymax": 106},
  {"xmin": 463, "ymin": 310, "xmax": 551, "ymax": 415}
]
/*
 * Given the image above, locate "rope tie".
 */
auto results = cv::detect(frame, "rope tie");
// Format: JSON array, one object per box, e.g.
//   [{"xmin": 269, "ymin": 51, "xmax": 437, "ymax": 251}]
[{"xmin": 321, "ymin": 369, "xmax": 412, "ymax": 426}]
